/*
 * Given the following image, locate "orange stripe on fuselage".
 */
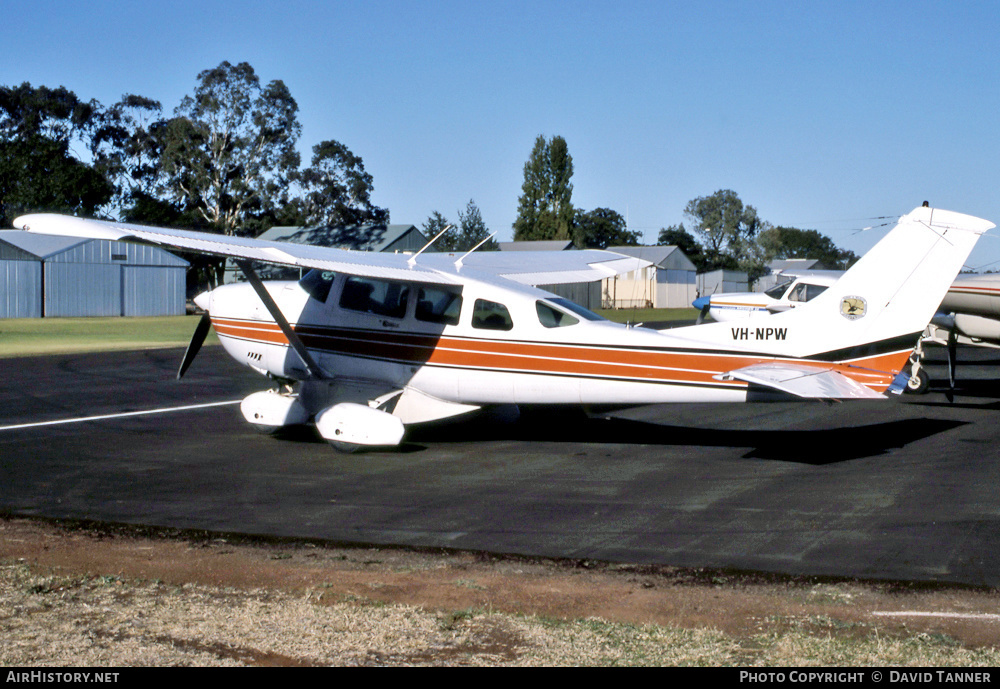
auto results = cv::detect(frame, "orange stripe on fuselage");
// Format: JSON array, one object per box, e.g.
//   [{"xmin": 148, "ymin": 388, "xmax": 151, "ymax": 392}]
[{"xmin": 209, "ymin": 317, "xmax": 905, "ymax": 391}]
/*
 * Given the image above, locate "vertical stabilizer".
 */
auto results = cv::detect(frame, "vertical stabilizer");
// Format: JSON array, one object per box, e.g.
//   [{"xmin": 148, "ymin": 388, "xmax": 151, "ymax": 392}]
[{"xmin": 671, "ymin": 206, "xmax": 994, "ymax": 365}]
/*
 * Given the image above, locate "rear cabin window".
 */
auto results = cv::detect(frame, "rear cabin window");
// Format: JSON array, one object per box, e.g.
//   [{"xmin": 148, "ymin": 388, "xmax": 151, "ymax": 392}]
[
  {"xmin": 340, "ymin": 276, "xmax": 410, "ymax": 319},
  {"xmin": 415, "ymin": 287, "xmax": 463, "ymax": 326},
  {"xmin": 472, "ymin": 299, "xmax": 513, "ymax": 331},
  {"xmin": 536, "ymin": 301, "xmax": 579, "ymax": 328}
]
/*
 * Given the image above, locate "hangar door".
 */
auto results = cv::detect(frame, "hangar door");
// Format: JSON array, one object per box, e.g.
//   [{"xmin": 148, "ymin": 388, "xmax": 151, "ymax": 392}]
[
  {"xmin": 0, "ymin": 260, "xmax": 42, "ymax": 318},
  {"xmin": 122, "ymin": 266, "xmax": 186, "ymax": 316},
  {"xmin": 44, "ymin": 263, "xmax": 120, "ymax": 317}
]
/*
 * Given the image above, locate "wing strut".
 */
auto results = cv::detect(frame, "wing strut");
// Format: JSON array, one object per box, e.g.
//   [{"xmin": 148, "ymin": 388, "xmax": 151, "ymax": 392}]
[{"xmin": 236, "ymin": 260, "xmax": 324, "ymax": 380}]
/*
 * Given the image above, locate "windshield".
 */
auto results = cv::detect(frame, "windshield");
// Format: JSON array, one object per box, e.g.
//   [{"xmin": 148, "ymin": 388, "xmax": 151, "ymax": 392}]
[
  {"xmin": 298, "ymin": 270, "xmax": 335, "ymax": 302},
  {"xmin": 764, "ymin": 279, "xmax": 794, "ymax": 300}
]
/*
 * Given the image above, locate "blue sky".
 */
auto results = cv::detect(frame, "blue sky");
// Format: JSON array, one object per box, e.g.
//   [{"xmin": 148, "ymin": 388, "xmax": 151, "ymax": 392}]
[{"xmin": 5, "ymin": 0, "xmax": 1000, "ymax": 268}]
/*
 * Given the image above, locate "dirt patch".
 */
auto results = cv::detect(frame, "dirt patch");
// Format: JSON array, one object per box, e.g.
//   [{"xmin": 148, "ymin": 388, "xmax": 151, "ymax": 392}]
[{"xmin": 3, "ymin": 516, "xmax": 1000, "ymax": 665}]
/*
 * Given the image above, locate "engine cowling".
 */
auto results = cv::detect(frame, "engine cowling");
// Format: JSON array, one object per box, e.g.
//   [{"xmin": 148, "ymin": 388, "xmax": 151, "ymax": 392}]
[
  {"xmin": 954, "ymin": 313, "xmax": 1000, "ymax": 341},
  {"xmin": 314, "ymin": 403, "xmax": 405, "ymax": 449}
]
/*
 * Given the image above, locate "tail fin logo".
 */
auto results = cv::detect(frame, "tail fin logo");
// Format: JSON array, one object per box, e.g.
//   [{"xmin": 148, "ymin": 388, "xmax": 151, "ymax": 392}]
[{"xmin": 840, "ymin": 296, "xmax": 867, "ymax": 321}]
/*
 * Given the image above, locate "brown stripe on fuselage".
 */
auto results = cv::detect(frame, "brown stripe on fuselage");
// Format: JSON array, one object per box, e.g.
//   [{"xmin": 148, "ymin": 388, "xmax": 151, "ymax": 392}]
[{"xmin": 209, "ymin": 317, "xmax": 905, "ymax": 391}]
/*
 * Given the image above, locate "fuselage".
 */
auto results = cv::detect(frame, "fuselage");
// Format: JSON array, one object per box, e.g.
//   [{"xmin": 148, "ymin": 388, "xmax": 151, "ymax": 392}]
[{"xmin": 198, "ymin": 269, "xmax": 905, "ymax": 414}]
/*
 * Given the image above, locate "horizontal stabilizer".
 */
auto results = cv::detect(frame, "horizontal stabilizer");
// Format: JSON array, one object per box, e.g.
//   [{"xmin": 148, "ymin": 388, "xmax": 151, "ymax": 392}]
[{"xmin": 716, "ymin": 363, "xmax": 886, "ymax": 399}]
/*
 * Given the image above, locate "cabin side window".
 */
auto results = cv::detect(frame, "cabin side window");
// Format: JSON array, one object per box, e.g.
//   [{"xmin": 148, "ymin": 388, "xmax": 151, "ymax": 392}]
[
  {"xmin": 415, "ymin": 286, "xmax": 463, "ymax": 326},
  {"xmin": 340, "ymin": 276, "xmax": 410, "ymax": 319},
  {"xmin": 789, "ymin": 283, "xmax": 829, "ymax": 303},
  {"xmin": 472, "ymin": 299, "xmax": 513, "ymax": 331},
  {"xmin": 536, "ymin": 301, "xmax": 579, "ymax": 328}
]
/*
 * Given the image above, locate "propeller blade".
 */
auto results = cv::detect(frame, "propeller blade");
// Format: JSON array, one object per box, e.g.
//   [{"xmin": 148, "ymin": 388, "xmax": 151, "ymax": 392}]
[
  {"xmin": 692, "ymin": 296, "xmax": 710, "ymax": 325},
  {"xmin": 177, "ymin": 313, "xmax": 212, "ymax": 379}
]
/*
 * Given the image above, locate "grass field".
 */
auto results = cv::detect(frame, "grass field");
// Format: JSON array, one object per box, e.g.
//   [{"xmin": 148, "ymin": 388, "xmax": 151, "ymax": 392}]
[
  {"xmin": 0, "ymin": 309, "xmax": 699, "ymax": 358},
  {"xmin": 0, "ymin": 315, "xmax": 218, "ymax": 358},
  {"xmin": 595, "ymin": 307, "xmax": 701, "ymax": 324}
]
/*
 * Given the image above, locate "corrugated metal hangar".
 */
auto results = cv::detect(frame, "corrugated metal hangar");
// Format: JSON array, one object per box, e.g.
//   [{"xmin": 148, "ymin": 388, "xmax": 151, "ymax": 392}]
[{"xmin": 0, "ymin": 231, "xmax": 188, "ymax": 318}]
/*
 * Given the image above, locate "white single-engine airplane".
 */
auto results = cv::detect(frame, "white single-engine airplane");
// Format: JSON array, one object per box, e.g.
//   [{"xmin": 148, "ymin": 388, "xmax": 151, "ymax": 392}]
[
  {"xmin": 692, "ymin": 271, "xmax": 842, "ymax": 323},
  {"xmin": 14, "ymin": 205, "xmax": 994, "ymax": 451}
]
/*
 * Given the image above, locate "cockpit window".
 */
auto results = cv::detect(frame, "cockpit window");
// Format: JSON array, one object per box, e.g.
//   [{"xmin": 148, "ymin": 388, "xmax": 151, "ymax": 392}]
[
  {"xmin": 472, "ymin": 299, "xmax": 513, "ymax": 331},
  {"xmin": 416, "ymin": 286, "xmax": 462, "ymax": 325},
  {"xmin": 536, "ymin": 301, "xmax": 579, "ymax": 328},
  {"xmin": 299, "ymin": 270, "xmax": 335, "ymax": 303},
  {"xmin": 765, "ymin": 279, "xmax": 793, "ymax": 300},
  {"xmin": 340, "ymin": 276, "xmax": 410, "ymax": 319}
]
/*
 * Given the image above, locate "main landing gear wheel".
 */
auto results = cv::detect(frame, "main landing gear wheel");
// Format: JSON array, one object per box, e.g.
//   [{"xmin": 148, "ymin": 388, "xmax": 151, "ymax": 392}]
[{"xmin": 329, "ymin": 439, "xmax": 364, "ymax": 454}]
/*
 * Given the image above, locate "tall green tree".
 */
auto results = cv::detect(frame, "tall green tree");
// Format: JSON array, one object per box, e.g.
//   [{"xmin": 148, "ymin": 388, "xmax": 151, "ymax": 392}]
[
  {"xmin": 455, "ymin": 199, "xmax": 497, "ymax": 251},
  {"xmin": 572, "ymin": 207, "xmax": 640, "ymax": 249},
  {"xmin": 0, "ymin": 83, "xmax": 113, "ymax": 225},
  {"xmin": 657, "ymin": 223, "xmax": 707, "ymax": 271},
  {"xmin": 158, "ymin": 61, "xmax": 302, "ymax": 239},
  {"xmin": 425, "ymin": 201, "xmax": 497, "ymax": 252},
  {"xmin": 282, "ymin": 139, "xmax": 388, "ymax": 228},
  {"xmin": 90, "ymin": 94, "xmax": 165, "ymax": 215},
  {"xmin": 683, "ymin": 189, "xmax": 768, "ymax": 278},
  {"xmin": 422, "ymin": 210, "xmax": 452, "ymax": 248},
  {"xmin": 512, "ymin": 135, "xmax": 574, "ymax": 241}
]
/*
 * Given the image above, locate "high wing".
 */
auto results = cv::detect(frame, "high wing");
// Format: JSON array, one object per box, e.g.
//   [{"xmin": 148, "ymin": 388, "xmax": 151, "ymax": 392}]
[
  {"xmin": 12, "ymin": 214, "xmax": 651, "ymax": 286},
  {"xmin": 417, "ymin": 249, "xmax": 647, "ymax": 286}
]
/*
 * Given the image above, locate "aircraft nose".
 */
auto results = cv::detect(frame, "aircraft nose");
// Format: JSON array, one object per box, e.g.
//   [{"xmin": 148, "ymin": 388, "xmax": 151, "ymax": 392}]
[
  {"xmin": 692, "ymin": 296, "xmax": 710, "ymax": 310},
  {"xmin": 193, "ymin": 290, "xmax": 212, "ymax": 312}
]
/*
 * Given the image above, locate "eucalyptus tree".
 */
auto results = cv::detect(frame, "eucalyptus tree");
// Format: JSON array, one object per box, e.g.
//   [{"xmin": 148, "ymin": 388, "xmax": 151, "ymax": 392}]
[
  {"xmin": 757, "ymin": 225, "xmax": 858, "ymax": 269},
  {"xmin": 286, "ymin": 139, "xmax": 389, "ymax": 227},
  {"xmin": 657, "ymin": 223, "xmax": 708, "ymax": 271},
  {"xmin": 158, "ymin": 61, "xmax": 302, "ymax": 240},
  {"xmin": 0, "ymin": 83, "xmax": 113, "ymax": 225},
  {"xmin": 683, "ymin": 189, "xmax": 768, "ymax": 277},
  {"xmin": 572, "ymin": 207, "xmax": 639, "ymax": 249},
  {"xmin": 89, "ymin": 94, "xmax": 165, "ymax": 215}
]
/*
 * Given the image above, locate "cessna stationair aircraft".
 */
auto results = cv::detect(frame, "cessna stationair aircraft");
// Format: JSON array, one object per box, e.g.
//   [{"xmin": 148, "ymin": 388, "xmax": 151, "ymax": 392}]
[{"xmin": 14, "ymin": 205, "xmax": 994, "ymax": 451}]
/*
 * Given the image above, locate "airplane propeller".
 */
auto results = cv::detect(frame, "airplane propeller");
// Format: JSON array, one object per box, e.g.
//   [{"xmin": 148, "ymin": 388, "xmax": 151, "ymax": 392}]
[
  {"xmin": 177, "ymin": 312, "xmax": 212, "ymax": 380},
  {"xmin": 692, "ymin": 296, "xmax": 710, "ymax": 325}
]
